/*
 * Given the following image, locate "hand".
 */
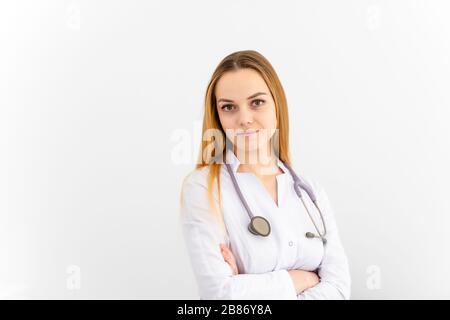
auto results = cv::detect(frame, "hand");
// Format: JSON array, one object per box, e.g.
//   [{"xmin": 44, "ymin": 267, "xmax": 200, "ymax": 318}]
[
  {"xmin": 220, "ymin": 243, "xmax": 239, "ymax": 275},
  {"xmin": 287, "ymin": 269, "xmax": 320, "ymax": 294}
]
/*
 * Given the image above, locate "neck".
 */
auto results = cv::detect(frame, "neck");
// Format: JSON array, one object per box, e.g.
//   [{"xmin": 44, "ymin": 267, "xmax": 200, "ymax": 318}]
[{"xmin": 233, "ymin": 145, "xmax": 280, "ymax": 177}]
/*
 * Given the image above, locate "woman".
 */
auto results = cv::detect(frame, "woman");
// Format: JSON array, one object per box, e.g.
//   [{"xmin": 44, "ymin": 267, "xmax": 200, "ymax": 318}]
[{"xmin": 179, "ymin": 50, "xmax": 351, "ymax": 300}]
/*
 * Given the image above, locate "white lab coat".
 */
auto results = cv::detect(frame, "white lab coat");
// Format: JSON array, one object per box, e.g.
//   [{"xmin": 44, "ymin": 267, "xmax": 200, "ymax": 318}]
[{"xmin": 179, "ymin": 148, "xmax": 351, "ymax": 300}]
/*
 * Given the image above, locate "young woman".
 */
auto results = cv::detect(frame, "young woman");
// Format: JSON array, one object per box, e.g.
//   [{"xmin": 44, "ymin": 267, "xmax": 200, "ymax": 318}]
[{"xmin": 179, "ymin": 50, "xmax": 351, "ymax": 300}]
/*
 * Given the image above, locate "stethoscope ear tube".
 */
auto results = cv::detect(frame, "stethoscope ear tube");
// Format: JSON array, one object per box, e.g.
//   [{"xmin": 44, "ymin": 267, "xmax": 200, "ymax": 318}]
[{"xmin": 305, "ymin": 231, "xmax": 327, "ymax": 244}]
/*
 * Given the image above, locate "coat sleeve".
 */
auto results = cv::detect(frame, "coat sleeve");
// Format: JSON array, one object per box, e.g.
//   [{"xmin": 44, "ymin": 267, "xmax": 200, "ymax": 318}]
[
  {"xmin": 297, "ymin": 178, "xmax": 352, "ymax": 300},
  {"xmin": 179, "ymin": 171, "xmax": 298, "ymax": 300}
]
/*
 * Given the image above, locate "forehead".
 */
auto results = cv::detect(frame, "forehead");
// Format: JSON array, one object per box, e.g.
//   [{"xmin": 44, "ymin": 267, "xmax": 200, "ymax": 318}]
[{"xmin": 215, "ymin": 68, "xmax": 269, "ymax": 101}]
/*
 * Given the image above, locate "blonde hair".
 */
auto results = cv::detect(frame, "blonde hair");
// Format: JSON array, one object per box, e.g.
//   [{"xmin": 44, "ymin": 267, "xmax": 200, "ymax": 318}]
[{"xmin": 181, "ymin": 50, "xmax": 293, "ymax": 236}]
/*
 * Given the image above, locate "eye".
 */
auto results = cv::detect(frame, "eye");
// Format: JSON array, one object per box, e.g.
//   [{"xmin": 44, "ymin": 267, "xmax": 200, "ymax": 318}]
[
  {"xmin": 221, "ymin": 104, "xmax": 235, "ymax": 112},
  {"xmin": 252, "ymin": 99, "xmax": 265, "ymax": 107}
]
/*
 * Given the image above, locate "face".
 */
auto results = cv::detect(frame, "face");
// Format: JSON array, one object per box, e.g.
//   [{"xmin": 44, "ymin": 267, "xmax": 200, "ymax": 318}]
[{"xmin": 215, "ymin": 68, "xmax": 278, "ymax": 160}]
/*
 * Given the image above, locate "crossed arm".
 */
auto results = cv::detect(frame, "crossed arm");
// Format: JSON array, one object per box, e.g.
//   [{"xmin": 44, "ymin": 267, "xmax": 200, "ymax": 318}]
[
  {"xmin": 220, "ymin": 243, "xmax": 320, "ymax": 295},
  {"xmin": 180, "ymin": 174, "xmax": 351, "ymax": 299}
]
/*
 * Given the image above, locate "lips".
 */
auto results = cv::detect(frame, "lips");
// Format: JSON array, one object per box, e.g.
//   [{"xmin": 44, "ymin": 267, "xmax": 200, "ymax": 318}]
[{"xmin": 237, "ymin": 129, "xmax": 259, "ymax": 136}]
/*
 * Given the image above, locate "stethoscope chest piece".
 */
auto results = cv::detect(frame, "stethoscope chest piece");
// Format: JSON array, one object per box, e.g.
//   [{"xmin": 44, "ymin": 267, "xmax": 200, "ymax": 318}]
[
  {"xmin": 224, "ymin": 153, "xmax": 326, "ymax": 244},
  {"xmin": 248, "ymin": 216, "xmax": 271, "ymax": 237}
]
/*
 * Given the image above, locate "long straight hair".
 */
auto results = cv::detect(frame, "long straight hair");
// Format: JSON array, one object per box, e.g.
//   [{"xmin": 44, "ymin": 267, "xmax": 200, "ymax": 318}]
[{"xmin": 182, "ymin": 50, "xmax": 292, "ymax": 236}]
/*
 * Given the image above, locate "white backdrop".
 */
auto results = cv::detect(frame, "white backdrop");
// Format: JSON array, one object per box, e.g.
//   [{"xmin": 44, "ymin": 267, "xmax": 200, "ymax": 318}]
[{"xmin": 1, "ymin": 0, "xmax": 450, "ymax": 299}]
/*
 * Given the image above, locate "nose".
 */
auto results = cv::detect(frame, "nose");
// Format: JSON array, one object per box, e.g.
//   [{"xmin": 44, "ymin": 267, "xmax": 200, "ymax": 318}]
[{"xmin": 238, "ymin": 106, "xmax": 254, "ymax": 128}]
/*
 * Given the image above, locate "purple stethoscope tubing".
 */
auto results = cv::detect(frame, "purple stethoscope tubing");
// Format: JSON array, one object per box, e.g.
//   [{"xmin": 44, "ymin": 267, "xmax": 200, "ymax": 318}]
[{"xmin": 224, "ymin": 158, "xmax": 327, "ymax": 245}]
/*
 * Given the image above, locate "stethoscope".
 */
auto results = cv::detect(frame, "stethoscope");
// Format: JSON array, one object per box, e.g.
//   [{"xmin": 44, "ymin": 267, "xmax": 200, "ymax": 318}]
[{"xmin": 224, "ymin": 154, "xmax": 328, "ymax": 245}]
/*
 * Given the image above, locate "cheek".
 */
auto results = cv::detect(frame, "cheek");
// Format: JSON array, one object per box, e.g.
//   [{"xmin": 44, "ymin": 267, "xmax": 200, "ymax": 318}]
[
  {"xmin": 217, "ymin": 113, "xmax": 238, "ymax": 142},
  {"xmin": 260, "ymin": 105, "xmax": 277, "ymax": 128},
  {"xmin": 218, "ymin": 113, "xmax": 235, "ymax": 130}
]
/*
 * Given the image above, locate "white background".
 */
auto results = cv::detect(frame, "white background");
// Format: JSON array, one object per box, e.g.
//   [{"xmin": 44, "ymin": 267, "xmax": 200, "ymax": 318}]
[{"xmin": 1, "ymin": 0, "xmax": 449, "ymax": 299}]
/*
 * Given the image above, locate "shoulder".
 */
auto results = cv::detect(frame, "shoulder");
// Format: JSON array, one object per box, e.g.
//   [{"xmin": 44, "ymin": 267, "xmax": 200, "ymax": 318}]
[
  {"xmin": 181, "ymin": 166, "xmax": 210, "ymax": 191},
  {"xmin": 282, "ymin": 158, "xmax": 322, "ymax": 194},
  {"xmin": 296, "ymin": 172, "xmax": 340, "ymax": 224},
  {"xmin": 295, "ymin": 171, "xmax": 331, "ymax": 208},
  {"xmin": 180, "ymin": 165, "xmax": 218, "ymax": 209},
  {"xmin": 179, "ymin": 166, "xmax": 224, "ymax": 230},
  {"xmin": 298, "ymin": 172, "xmax": 323, "ymax": 195}
]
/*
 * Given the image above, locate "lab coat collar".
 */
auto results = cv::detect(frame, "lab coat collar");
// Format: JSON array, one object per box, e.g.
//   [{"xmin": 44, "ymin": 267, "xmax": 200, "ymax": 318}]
[{"xmin": 225, "ymin": 148, "xmax": 288, "ymax": 175}]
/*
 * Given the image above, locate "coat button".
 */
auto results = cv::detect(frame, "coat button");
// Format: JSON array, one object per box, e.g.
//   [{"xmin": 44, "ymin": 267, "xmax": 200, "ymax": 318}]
[{"xmin": 288, "ymin": 241, "xmax": 293, "ymax": 247}]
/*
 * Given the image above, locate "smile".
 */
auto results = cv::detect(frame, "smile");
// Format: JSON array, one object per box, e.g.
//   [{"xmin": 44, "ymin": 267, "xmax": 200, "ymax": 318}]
[{"xmin": 237, "ymin": 129, "xmax": 259, "ymax": 136}]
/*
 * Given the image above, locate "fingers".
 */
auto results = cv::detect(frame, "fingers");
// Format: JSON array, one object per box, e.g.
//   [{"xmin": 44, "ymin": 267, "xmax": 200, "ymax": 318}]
[
  {"xmin": 220, "ymin": 245, "xmax": 234, "ymax": 266},
  {"xmin": 220, "ymin": 243, "xmax": 238, "ymax": 275},
  {"xmin": 220, "ymin": 244, "xmax": 232, "ymax": 260}
]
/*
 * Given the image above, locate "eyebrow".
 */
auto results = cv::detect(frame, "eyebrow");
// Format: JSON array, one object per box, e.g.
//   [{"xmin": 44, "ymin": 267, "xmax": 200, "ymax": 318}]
[{"xmin": 217, "ymin": 92, "xmax": 267, "ymax": 103}]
